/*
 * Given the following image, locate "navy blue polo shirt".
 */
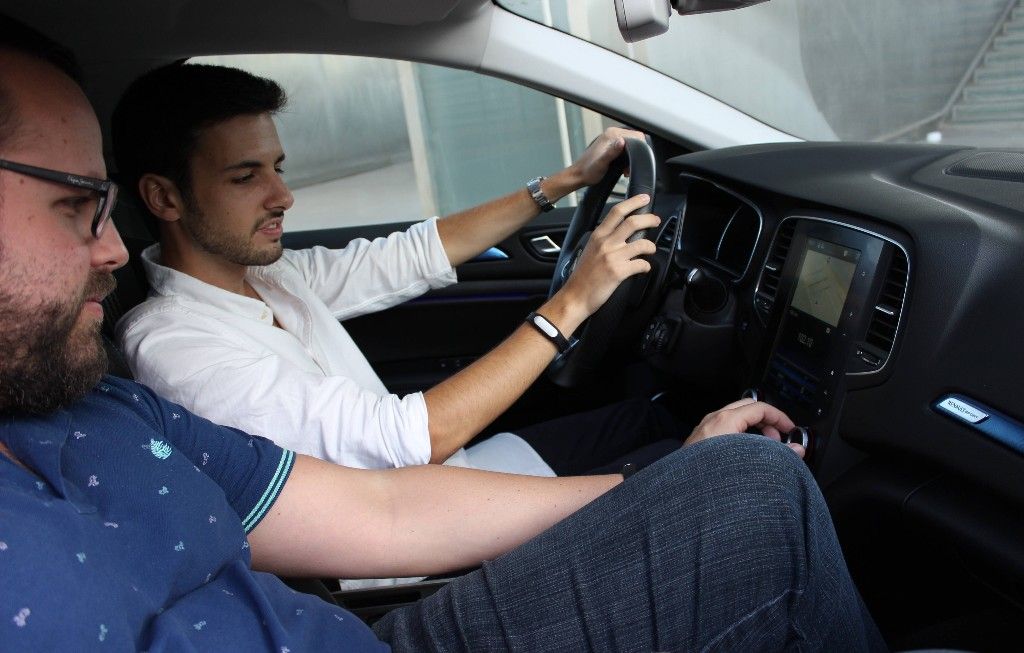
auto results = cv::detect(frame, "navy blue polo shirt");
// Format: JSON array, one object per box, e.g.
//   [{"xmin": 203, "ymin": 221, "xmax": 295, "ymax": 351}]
[{"xmin": 0, "ymin": 376, "xmax": 388, "ymax": 651}]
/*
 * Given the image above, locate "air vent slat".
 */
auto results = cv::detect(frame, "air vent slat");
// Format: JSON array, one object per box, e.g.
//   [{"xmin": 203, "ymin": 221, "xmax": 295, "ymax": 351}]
[
  {"xmin": 656, "ymin": 214, "xmax": 679, "ymax": 249},
  {"xmin": 754, "ymin": 221, "xmax": 797, "ymax": 324},
  {"xmin": 861, "ymin": 249, "xmax": 908, "ymax": 368}
]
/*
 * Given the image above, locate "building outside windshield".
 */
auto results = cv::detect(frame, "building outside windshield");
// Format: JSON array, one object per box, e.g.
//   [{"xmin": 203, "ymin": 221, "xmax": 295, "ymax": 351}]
[{"xmin": 503, "ymin": 0, "xmax": 1024, "ymax": 147}]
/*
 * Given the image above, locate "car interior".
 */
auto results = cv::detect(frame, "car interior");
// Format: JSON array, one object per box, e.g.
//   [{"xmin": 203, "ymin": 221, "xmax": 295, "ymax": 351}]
[{"xmin": 10, "ymin": 0, "xmax": 1024, "ymax": 650}]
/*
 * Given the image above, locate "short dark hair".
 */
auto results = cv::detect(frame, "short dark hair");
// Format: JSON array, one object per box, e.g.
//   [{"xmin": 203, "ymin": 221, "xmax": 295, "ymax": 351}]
[
  {"xmin": 111, "ymin": 63, "xmax": 287, "ymax": 206},
  {"xmin": 0, "ymin": 14, "xmax": 82, "ymax": 151}
]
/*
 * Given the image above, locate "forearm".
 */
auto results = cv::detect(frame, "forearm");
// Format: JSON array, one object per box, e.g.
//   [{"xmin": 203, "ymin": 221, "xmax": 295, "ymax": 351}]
[
  {"xmin": 436, "ymin": 167, "xmax": 582, "ymax": 266},
  {"xmin": 249, "ymin": 454, "xmax": 620, "ymax": 579},
  {"xmin": 423, "ymin": 293, "xmax": 587, "ymax": 463}
]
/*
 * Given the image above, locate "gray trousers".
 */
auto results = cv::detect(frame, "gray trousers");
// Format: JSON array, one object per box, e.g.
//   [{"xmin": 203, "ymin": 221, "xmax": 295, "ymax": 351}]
[{"xmin": 373, "ymin": 434, "xmax": 886, "ymax": 652}]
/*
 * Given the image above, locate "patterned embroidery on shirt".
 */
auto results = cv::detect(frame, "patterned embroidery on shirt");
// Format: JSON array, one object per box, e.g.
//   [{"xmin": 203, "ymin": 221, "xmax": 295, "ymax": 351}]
[
  {"xmin": 202, "ymin": 452, "xmax": 209, "ymax": 466},
  {"xmin": 193, "ymin": 621, "xmax": 206, "ymax": 630},
  {"xmin": 37, "ymin": 440, "xmax": 52, "ymax": 445},
  {"xmin": 295, "ymin": 609, "xmax": 303, "ymax": 616},
  {"xmin": 0, "ymin": 541, "xmax": 7, "ymax": 551},
  {"xmin": 76, "ymin": 552, "xmax": 87, "ymax": 563},
  {"xmin": 99, "ymin": 624, "xmax": 108, "ymax": 642},
  {"xmin": 104, "ymin": 522, "xmax": 119, "ymax": 528},
  {"xmin": 205, "ymin": 573, "xmax": 212, "ymax": 583},
  {"xmin": 99, "ymin": 384, "xmax": 110, "ymax": 392},
  {"xmin": 334, "ymin": 614, "xmax": 344, "ymax": 622},
  {"xmin": 87, "ymin": 475, "xmax": 99, "ymax": 487},
  {"xmin": 158, "ymin": 486, "xmax": 169, "ymax": 496},
  {"xmin": 12, "ymin": 608, "xmax": 30, "ymax": 627},
  {"xmin": 208, "ymin": 515, "xmax": 217, "ymax": 523},
  {"xmin": 222, "ymin": 589, "xmax": 234, "ymax": 597},
  {"xmin": 282, "ymin": 647, "xmax": 291, "ymax": 653},
  {"xmin": 34, "ymin": 481, "xmax": 45, "ymax": 491},
  {"xmin": 73, "ymin": 431, "xmax": 87, "ymax": 440},
  {"xmin": 149, "ymin": 439, "xmax": 173, "ymax": 460},
  {"xmin": 132, "ymin": 393, "xmax": 140, "ymax": 402},
  {"xmin": 174, "ymin": 541, "xmax": 185, "ymax": 552},
  {"xmin": 172, "ymin": 412, "xmax": 181, "ymax": 420}
]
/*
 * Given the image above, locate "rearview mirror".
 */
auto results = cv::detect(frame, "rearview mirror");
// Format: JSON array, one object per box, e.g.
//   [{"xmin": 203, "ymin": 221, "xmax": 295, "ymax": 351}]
[{"xmin": 615, "ymin": 0, "xmax": 770, "ymax": 42}]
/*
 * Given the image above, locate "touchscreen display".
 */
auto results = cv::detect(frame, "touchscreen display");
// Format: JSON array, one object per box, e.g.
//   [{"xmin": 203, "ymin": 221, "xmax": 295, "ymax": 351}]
[{"xmin": 791, "ymin": 238, "xmax": 860, "ymax": 327}]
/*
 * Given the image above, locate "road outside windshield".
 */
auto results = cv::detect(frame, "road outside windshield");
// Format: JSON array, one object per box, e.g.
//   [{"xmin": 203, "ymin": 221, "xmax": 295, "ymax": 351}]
[{"xmin": 501, "ymin": 0, "xmax": 1024, "ymax": 147}]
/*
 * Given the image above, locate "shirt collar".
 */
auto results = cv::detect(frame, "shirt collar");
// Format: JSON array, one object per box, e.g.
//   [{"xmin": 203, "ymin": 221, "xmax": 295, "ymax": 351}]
[
  {"xmin": 0, "ymin": 408, "xmax": 93, "ymax": 511},
  {"xmin": 141, "ymin": 244, "xmax": 277, "ymax": 325}
]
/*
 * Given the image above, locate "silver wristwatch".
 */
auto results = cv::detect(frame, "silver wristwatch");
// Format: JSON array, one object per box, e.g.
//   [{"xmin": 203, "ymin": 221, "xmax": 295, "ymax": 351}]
[{"xmin": 527, "ymin": 176, "xmax": 554, "ymax": 212}]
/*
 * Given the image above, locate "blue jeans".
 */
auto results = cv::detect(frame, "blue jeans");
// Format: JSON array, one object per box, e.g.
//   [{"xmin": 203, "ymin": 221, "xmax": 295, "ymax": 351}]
[{"xmin": 373, "ymin": 435, "xmax": 886, "ymax": 652}]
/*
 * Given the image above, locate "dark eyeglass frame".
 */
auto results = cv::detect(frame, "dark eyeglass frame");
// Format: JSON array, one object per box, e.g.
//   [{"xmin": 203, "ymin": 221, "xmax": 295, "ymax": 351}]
[{"xmin": 0, "ymin": 158, "xmax": 118, "ymax": 238}]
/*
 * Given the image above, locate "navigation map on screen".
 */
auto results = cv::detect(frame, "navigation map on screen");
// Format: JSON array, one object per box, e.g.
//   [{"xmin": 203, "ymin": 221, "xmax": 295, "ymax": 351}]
[{"xmin": 791, "ymin": 238, "xmax": 860, "ymax": 327}]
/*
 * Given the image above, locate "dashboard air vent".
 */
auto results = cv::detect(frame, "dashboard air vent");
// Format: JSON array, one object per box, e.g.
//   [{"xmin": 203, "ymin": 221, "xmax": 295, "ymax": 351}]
[
  {"xmin": 656, "ymin": 213, "xmax": 678, "ymax": 249},
  {"xmin": 754, "ymin": 220, "xmax": 796, "ymax": 323},
  {"xmin": 862, "ymin": 248, "xmax": 909, "ymax": 364}
]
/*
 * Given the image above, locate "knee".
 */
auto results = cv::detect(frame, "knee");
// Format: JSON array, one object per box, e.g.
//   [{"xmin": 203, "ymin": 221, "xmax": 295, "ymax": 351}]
[{"xmin": 640, "ymin": 434, "xmax": 824, "ymax": 526}]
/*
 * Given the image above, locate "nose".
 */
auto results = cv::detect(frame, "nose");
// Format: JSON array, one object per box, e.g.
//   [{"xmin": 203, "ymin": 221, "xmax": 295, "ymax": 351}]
[
  {"xmin": 267, "ymin": 173, "xmax": 294, "ymax": 213},
  {"xmin": 91, "ymin": 221, "xmax": 129, "ymax": 272}
]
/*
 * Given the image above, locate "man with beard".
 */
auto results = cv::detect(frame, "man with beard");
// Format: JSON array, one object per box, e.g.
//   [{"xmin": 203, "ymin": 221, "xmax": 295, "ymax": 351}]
[
  {"xmin": 112, "ymin": 62, "xmax": 710, "ymax": 481},
  {"xmin": 0, "ymin": 17, "xmax": 885, "ymax": 651}
]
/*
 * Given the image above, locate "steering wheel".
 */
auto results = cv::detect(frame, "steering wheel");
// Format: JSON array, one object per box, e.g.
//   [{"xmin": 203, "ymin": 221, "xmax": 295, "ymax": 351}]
[{"xmin": 546, "ymin": 136, "xmax": 659, "ymax": 387}]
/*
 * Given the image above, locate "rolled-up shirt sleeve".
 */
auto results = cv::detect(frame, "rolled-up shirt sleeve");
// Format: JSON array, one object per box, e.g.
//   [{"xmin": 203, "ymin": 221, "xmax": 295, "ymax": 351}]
[
  {"xmin": 283, "ymin": 217, "xmax": 457, "ymax": 320},
  {"xmin": 120, "ymin": 316, "xmax": 432, "ymax": 469}
]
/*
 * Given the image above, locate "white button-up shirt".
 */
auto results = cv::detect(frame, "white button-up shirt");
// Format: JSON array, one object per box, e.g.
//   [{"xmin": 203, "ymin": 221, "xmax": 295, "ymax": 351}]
[{"xmin": 116, "ymin": 218, "xmax": 553, "ymax": 476}]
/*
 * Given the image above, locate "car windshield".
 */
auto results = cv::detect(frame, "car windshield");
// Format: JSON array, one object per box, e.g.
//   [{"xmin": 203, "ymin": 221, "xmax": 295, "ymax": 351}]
[{"xmin": 500, "ymin": 0, "xmax": 1024, "ymax": 147}]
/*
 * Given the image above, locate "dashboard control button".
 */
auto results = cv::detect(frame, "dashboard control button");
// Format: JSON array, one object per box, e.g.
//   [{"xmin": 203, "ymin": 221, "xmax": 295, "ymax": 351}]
[{"xmin": 782, "ymin": 426, "xmax": 811, "ymax": 450}]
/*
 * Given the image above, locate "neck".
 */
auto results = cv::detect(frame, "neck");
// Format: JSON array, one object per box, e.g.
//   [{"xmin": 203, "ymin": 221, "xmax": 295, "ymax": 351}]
[{"xmin": 159, "ymin": 226, "xmax": 250, "ymax": 297}]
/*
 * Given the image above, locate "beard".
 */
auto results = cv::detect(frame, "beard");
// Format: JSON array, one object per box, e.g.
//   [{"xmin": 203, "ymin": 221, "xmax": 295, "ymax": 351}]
[
  {"xmin": 0, "ymin": 270, "xmax": 115, "ymax": 415},
  {"xmin": 181, "ymin": 193, "xmax": 283, "ymax": 267}
]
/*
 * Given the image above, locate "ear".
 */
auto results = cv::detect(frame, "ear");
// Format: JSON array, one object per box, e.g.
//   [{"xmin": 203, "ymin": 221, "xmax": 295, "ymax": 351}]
[{"xmin": 138, "ymin": 173, "xmax": 185, "ymax": 223}]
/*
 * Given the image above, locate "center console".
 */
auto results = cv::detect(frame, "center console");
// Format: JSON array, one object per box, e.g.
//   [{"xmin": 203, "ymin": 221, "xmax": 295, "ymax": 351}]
[{"xmin": 750, "ymin": 217, "xmax": 909, "ymax": 455}]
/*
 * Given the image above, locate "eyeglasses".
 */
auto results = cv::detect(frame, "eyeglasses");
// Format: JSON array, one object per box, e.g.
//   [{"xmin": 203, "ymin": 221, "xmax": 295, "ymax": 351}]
[{"xmin": 0, "ymin": 158, "xmax": 118, "ymax": 238}]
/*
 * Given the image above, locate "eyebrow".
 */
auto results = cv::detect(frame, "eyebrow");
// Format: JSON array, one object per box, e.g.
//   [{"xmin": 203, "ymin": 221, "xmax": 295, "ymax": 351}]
[{"xmin": 222, "ymin": 153, "xmax": 286, "ymax": 172}]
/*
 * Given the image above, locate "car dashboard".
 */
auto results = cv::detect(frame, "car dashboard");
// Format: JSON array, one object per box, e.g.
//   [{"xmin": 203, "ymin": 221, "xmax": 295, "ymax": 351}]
[{"xmin": 637, "ymin": 142, "xmax": 1024, "ymax": 643}]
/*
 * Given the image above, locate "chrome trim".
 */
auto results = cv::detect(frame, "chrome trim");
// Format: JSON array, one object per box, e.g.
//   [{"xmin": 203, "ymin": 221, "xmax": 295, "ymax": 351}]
[
  {"xmin": 874, "ymin": 304, "xmax": 896, "ymax": 317},
  {"xmin": 675, "ymin": 173, "xmax": 764, "ymax": 282},
  {"xmin": 528, "ymin": 235, "xmax": 561, "ymax": 256},
  {"xmin": 766, "ymin": 215, "xmax": 911, "ymax": 377}
]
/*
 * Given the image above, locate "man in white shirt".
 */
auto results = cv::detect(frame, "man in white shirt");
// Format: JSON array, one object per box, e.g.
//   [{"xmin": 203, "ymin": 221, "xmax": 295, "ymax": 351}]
[{"xmin": 113, "ymin": 63, "xmax": 696, "ymax": 476}]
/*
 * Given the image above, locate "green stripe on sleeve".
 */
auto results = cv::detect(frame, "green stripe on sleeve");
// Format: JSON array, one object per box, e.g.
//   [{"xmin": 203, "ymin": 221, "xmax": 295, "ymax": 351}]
[{"xmin": 242, "ymin": 449, "xmax": 295, "ymax": 532}]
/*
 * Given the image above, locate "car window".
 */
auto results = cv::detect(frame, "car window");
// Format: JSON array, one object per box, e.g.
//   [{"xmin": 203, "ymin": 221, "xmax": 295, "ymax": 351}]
[{"xmin": 192, "ymin": 54, "xmax": 618, "ymax": 232}]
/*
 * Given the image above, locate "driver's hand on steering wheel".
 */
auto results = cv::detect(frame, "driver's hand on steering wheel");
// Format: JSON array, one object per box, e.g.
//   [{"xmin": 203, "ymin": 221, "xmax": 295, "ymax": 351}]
[
  {"xmin": 557, "ymin": 193, "xmax": 660, "ymax": 322},
  {"xmin": 684, "ymin": 399, "xmax": 805, "ymax": 458},
  {"xmin": 569, "ymin": 127, "xmax": 647, "ymax": 187}
]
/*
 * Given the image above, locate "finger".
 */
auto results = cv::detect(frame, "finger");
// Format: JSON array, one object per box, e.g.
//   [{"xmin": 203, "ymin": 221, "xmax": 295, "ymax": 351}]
[
  {"xmin": 760, "ymin": 425, "xmax": 782, "ymax": 440},
  {"xmin": 726, "ymin": 402, "xmax": 796, "ymax": 434},
  {"xmin": 596, "ymin": 195, "xmax": 650, "ymax": 235},
  {"xmin": 621, "ymin": 258, "xmax": 652, "ymax": 278},
  {"xmin": 786, "ymin": 443, "xmax": 806, "ymax": 459},
  {"xmin": 611, "ymin": 214, "xmax": 661, "ymax": 243},
  {"xmin": 718, "ymin": 397, "xmax": 756, "ymax": 411},
  {"xmin": 621, "ymin": 238, "xmax": 657, "ymax": 258}
]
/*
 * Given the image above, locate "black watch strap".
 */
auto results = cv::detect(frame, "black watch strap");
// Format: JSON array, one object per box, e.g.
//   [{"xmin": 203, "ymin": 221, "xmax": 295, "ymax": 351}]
[{"xmin": 525, "ymin": 311, "xmax": 576, "ymax": 354}]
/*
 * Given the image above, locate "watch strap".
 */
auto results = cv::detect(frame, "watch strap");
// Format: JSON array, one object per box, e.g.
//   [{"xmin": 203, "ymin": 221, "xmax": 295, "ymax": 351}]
[
  {"xmin": 527, "ymin": 176, "xmax": 554, "ymax": 212},
  {"xmin": 525, "ymin": 311, "xmax": 576, "ymax": 354}
]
